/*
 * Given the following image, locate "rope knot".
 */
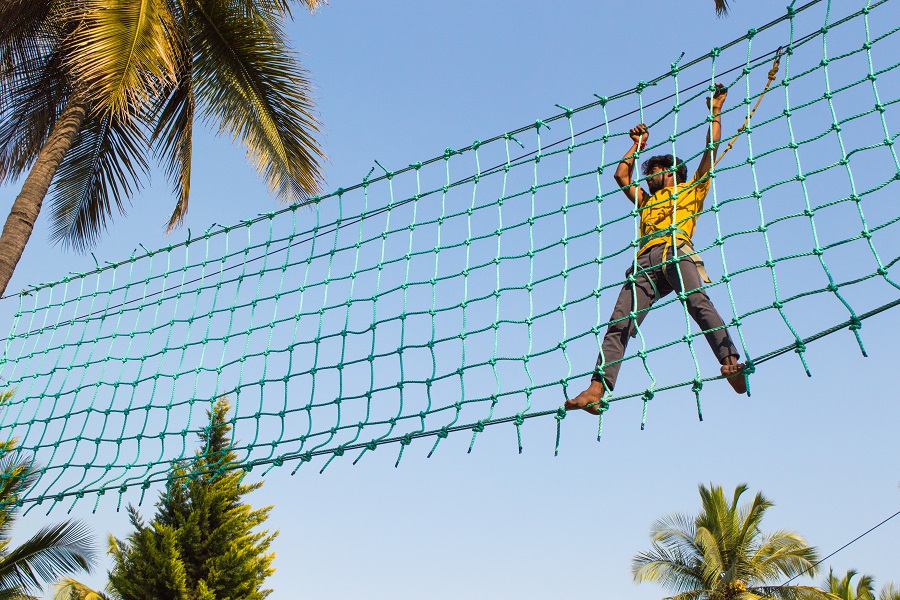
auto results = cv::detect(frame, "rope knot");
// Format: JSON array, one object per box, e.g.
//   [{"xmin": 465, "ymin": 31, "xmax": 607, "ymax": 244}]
[
  {"xmin": 555, "ymin": 407, "xmax": 567, "ymax": 421},
  {"xmin": 849, "ymin": 316, "xmax": 863, "ymax": 331},
  {"xmin": 472, "ymin": 420, "xmax": 486, "ymax": 433}
]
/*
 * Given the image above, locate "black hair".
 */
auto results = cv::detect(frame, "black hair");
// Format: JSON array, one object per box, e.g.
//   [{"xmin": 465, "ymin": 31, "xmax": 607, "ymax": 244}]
[{"xmin": 642, "ymin": 154, "xmax": 688, "ymax": 184}]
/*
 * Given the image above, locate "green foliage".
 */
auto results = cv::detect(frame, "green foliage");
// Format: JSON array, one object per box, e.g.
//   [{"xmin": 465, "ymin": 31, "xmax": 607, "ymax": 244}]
[
  {"xmin": 632, "ymin": 483, "xmax": 831, "ymax": 600},
  {"xmin": 108, "ymin": 397, "xmax": 276, "ymax": 600},
  {"xmin": 0, "ymin": 392, "xmax": 96, "ymax": 598},
  {"xmin": 53, "ymin": 577, "xmax": 115, "ymax": 600},
  {"xmin": 879, "ymin": 583, "xmax": 900, "ymax": 600},
  {"xmin": 823, "ymin": 569, "xmax": 900, "ymax": 600},
  {"xmin": 0, "ymin": 0, "xmax": 326, "ymax": 250},
  {"xmin": 826, "ymin": 569, "xmax": 877, "ymax": 600}
]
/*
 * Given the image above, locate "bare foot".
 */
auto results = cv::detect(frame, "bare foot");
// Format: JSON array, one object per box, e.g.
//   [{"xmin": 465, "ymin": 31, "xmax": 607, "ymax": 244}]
[
  {"xmin": 565, "ymin": 379, "xmax": 607, "ymax": 415},
  {"xmin": 720, "ymin": 355, "xmax": 747, "ymax": 394}
]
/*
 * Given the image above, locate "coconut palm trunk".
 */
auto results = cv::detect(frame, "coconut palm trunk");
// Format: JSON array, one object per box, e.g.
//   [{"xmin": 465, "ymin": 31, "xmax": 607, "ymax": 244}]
[{"xmin": 0, "ymin": 90, "xmax": 89, "ymax": 297}]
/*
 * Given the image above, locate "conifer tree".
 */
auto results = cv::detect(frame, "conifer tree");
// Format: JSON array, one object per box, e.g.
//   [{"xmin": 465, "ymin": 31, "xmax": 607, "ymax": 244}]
[{"xmin": 107, "ymin": 398, "xmax": 276, "ymax": 600}]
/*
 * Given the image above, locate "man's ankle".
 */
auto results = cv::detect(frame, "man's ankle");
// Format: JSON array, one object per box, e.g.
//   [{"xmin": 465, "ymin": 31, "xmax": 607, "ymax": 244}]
[{"xmin": 721, "ymin": 354, "xmax": 739, "ymax": 366}]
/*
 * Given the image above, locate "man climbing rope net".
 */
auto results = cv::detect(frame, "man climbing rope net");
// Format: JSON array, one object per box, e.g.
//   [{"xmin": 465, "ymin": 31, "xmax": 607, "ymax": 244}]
[{"xmin": 566, "ymin": 84, "xmax": 746, "ymax": 415}]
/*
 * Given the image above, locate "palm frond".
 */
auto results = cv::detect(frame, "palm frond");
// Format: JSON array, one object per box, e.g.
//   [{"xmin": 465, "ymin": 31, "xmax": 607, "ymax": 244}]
[
  {"xmin": 49, "ymin": 109, "xmax": 150, "ymax": 250},
  {"xmin": 737, "ymin": 491, "xmax": 773, "ymax": 541},
  {"xmin": 149, "ymin": 42, "xmax": 194, "ymax": 232},
  {"xmin": 68, "ymin": 0, "xmax": 177, "ymax": 118},
  {"xmin": 0, "ymin": 0, "xmax": 49, "ymax": 36},
  {"xmin": 826, "ymin": 569, "xmax": 851, "ymax": 600},
  {"xmin": 879, "ymin": 583, "xmax": 900, "ymax": 600},
  {"xmin": 0, "ymin": 520, "xmax": 95, "ymax": 595},
  {"xmin": 752, "ymin": 530, "xmax": 819, "ymax": 582},
  {"xmin": 189, "ymin": 0, "xmax": 325, "ymax": 206},
  {"xmin": 633, "ymin": 544, "xmax": 705, "ymax": 593},
  {"xmin": 751, "ymin": 584, "xmax": 834, "ymax": 600},
  {"xmin": 825, "ymin": 569, "xmax": 877, "ymax": 600},
  {"xmin": 858, "ymin": 583, "xmax": 878, "ymax": 600},
  {"xmin": 53, "ymin": 577, "xmax": 115, "ymax": 600},
  {"xmin": 0, "ymin": 0, "xmax": 56, "ymax": 68},
  {"xmin": 0, "ymin": 453, "xmax": 38, "ymax": 529},
  {"xmin": 667, "ymin": 592, "xmax": 709, "ymax": 600},
  {"xmin": 694, "ymin": 526, "xmax": 727, "ymax": 585},
  {"xmin": 696, "ymin": 484, "xmax": 739, "ymax": 547},
  {"xmin": 0, "ymin": 36, "xmax": 70, "ymax": 184},
  {"xmin": 301, "ymin": 0, "xmax": 328, "ymax": 10},
  {"xmin": 234, "ymin": 0, "xmax": 326, "ymax": 21},
  {"xmin": 0, "ymin": 585, "xmax": 34, "ymax": 600},
  {"xmin": 650, "ymin": 512, "xmax": 699, "ymax": 549},
  {"xmin": 852, "ymin": 573, "xmax": 876, "ymax": 600}
]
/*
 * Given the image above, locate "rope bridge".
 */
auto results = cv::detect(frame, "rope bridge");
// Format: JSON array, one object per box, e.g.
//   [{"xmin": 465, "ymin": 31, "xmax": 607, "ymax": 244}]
[{"xmin": 1, "ymin": 0, "xmax": 899, "ymax": 511}]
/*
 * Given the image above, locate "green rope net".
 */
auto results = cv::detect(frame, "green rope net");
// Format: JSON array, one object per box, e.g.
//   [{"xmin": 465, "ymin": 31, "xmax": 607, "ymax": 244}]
[{"xmin": 1, "ymin": 0, "xmax": 899, "ymax": 511}]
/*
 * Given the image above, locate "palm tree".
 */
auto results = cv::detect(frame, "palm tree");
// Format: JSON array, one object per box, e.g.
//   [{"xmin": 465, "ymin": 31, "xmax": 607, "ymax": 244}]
[
  {"xmin": 823, "ymin": 570, "xmax": 900, "ymax": 600},
  {"xmin": 0, "ymin": 443, "xmax": 96, "ymax": 597},
  {"xmin": 0, "ymin": 0, "xmax": 326, "ymax": 296},
  {"xmin": 632, "ymin": 483, "xmax": 831, "ymax": 600}
]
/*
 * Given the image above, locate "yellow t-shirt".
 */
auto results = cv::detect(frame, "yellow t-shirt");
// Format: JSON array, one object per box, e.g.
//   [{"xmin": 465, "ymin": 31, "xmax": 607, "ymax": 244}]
[{"xmin": 637, "ymin": 174, "xmax": 712, "ymax": 255}]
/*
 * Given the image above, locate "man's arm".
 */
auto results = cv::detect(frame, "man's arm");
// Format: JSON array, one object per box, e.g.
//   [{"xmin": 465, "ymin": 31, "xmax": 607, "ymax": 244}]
[
  {"xmin": 695, "ymin": 84, "xmax": 728, "ymax": 179},
  {"xmin": 614, "ymin": 124, "xmax": 650, "ymax": 205}
]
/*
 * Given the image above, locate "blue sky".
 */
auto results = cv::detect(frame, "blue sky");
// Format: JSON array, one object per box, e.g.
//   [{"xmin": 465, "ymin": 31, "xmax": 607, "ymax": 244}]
[{"xmin": 0, "ymin": 0, "xmax": 898, "ymax": 598}]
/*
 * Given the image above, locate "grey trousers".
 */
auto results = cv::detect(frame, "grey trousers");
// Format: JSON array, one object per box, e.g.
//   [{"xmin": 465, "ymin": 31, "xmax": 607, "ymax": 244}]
[{"xmin": 593, "ymin": 243, "xmax": 738, "ymax": 390}]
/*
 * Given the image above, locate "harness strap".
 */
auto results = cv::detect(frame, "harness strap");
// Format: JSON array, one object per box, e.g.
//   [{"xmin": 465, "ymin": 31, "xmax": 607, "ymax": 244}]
[
  {"xmin": 675, "ymin": 240, "xmax": 711, "ymax": 284},
  {"xmin": 629, "ymin": 230, "xmax": 709, "ymax": 339}
]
